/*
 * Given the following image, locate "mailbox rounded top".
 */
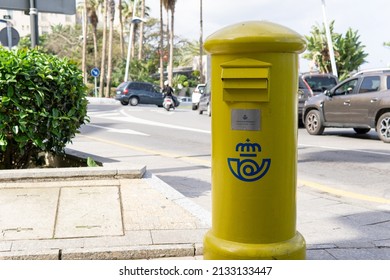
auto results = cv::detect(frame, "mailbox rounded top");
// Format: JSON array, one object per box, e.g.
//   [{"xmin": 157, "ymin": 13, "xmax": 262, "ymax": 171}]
[{"xmin": 204, "ymin": 21, "xmax": 306, "ymax": 54}]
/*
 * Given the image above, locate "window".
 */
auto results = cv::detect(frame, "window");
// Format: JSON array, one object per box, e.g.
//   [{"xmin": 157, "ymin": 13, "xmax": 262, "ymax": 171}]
[
  {"xmin": 387, "ymin": 76, "xmax": 390, "ymax": 90},
  {"xmin": 129, "ymin": 83, "xmax": 141, "ymax": 90},
  {"xmin": 359, "ymin": 76, "xmax": 380, "ymax": 93},
  {"xmin": 334, "ymin": 79, "xmax": 358, "ymax": 95}
]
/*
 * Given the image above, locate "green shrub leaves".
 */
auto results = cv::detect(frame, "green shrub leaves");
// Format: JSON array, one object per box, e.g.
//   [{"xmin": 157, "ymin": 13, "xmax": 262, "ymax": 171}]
[{"xmin": 0, "ymin": 47, "xmax": 88, "ymax": 169}]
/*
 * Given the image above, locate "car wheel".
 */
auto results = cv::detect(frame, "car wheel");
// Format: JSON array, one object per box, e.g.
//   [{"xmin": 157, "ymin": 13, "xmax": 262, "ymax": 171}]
[
  {"xmin": 305, "ymin": 110, "xmax": 324, "ymax": 135},
  {"xmin": 376, "ymin": 112, "xmax": 390, "ymax": 143},
  {"xmin": 120, "ymin": 101, "xmax": 129, "ymax": 106},
  {"xmin": 129, "ymin": 97, "xmax": 139, "ymax": 106},
  {"xmin": 207, "ymin": 104, "xmax": 211, "ymax": 117},
  {"xmin": 353, "ymin": 128, "xmax": 370, "ymax": 134}
]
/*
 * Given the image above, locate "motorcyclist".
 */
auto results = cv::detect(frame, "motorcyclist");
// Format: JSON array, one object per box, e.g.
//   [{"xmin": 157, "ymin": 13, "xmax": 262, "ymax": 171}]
[
  {"xmin": 162, "ymin": 81, "xmax": 175, "ymax": 109},
  {"xmin": 162, "ymin": 80, "xmax": 174, "ymax": 98}
]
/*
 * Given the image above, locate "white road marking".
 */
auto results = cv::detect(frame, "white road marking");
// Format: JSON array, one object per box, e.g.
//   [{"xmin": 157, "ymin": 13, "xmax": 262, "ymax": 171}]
[{"xmin": 87, "ymin": 124, "xmax": 149, "ymax": 136}]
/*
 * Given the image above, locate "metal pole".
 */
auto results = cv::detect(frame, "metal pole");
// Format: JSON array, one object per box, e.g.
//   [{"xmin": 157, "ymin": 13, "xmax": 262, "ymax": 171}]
[
  {"xmin": 6, "ymin": 11, "xmax": 12, "ymax": 49},
  {"xmin": 124, "ymin": 0, "xmax": 138, "ymax": 82},
  {"xmin": 321, "ymin": 0, "xmax": 338, "ymax": 77},
  {"xmin": 94, "ymin": 77, "xmax": 98, "ymax": 97},
  {"xmin": 29, "ymin": 0, "xmax": 39, "ymax": 47},
  {"xmin": 6, "ymin": 23, "xmax": 12, "ymax": 49}
]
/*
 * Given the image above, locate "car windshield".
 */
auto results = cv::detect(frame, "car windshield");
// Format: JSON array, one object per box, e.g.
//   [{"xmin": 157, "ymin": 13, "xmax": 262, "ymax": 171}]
[{"xmin": 304, "ymin": 76, "xmax": 338, "ymax": 93}]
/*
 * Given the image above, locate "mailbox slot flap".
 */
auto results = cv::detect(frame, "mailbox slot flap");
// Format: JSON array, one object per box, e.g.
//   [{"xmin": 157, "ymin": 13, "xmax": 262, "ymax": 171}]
[{"xmin": 221, "ymin": 58, "xmax": 271, "ymax": 102}]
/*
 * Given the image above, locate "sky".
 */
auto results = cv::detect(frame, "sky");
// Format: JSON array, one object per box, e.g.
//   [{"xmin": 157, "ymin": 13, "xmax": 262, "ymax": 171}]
[{"xmin": 146, "ymin": 0, "xmax": 390, "ymax": 73}]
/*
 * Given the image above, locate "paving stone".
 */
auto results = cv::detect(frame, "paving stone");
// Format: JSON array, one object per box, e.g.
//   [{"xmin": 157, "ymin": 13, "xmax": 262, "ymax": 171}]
[
  {"xmin": 55, "ymin": 186, "xmax": 123, "ymax": 238},
  {"xmin": 0, "ymin": 188, "xmax": 59, "ymax": 240}
]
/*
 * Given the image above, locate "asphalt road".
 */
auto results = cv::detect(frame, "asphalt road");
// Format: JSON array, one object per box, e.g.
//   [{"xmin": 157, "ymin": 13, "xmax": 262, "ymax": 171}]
[{"xmin": 81, "ymin": 102, "xmax": 390, "ymax": 212}]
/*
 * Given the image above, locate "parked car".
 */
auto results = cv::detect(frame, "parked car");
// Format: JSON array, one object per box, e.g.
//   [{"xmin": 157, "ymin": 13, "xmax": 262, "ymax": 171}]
[
  {"xmin": 302, "ymin": 73, "xmax": 339, "ymax": 95},
  {"xmin": 191, "ymin": 83, "xmax": 206, "ymax": 110},
  {"xmin": 298, "ymin": 73, "xmax": 338, "ymax": 120},
  {"xmin": 198, "ymin": 83, "xmax": 211, "ymax": 116},
  {"xmin": 298, "ymin": 76, "xmax": 313, "ymax": 121},
  {"xmin": 115, "ymin": 81, "xmax": 180, "ymax": 107},
  {"xmin": 302, "ymin": 70, "xmax": 390, "ymax": 143}
]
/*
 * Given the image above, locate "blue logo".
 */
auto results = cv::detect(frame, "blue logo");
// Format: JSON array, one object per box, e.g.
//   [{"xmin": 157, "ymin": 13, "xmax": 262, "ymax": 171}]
[{"xmin": 227, "ymin": 139, "xmax": 271, "ymax": 182}]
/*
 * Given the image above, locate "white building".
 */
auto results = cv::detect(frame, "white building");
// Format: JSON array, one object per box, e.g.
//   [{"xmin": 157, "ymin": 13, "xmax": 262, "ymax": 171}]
[{"xmin": 0, "ymin": 9, "xmax": 76, "ymax": 38}]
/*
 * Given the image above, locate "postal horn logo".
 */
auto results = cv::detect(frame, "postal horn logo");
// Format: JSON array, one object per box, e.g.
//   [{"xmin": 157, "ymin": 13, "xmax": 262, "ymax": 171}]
[{"xmin": 227, "ymin": 139, "xmax": 271, "ymax": 182}]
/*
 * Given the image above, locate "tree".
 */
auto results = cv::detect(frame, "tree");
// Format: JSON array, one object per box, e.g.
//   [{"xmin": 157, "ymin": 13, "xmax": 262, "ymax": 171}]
[
  {"xmin": 105, "ymin": 0, "xmax": 116, "ymax": 98},
  {"xmin": 138, "ymin": 0, "xmax": 146, "ymax": 60},
  {"xmin": 163, "ymin": 0, "xmax": 177, "ymax": 86},
  {"xmin": 99, "ymin": 0, "xmax": 109, "ymax": 97},
  {"xmin": 82, "ymin": 0, "xmax": 88, "ymax": 84},
  {"xmin": 159, "ymin": 0, "xmax": 164, "ymax": 88},
  {"xmin": 87, "ymin": 0, "xmax": 101, "ymax": 67},
  {"xmin": 199, "ymin": 0, "xmax": 204, "ymax": 83},
  {"xmin": 304, "ymin": 21, "xmax": 368, "ymax": 81},
  {"xmin": 118, "ymin": 0, "xmax": 125, "ymax": 58},
  {"xmin": 335, "ymin": 28, "xmax": 368, "ymax": 80}
]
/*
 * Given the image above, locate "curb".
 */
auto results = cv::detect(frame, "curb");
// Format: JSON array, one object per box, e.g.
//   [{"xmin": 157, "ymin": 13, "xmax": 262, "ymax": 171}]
[
  {"xmin": 0, "ymin": 244, "xmax": 204, "ymax": 260},
  {"xmin": 0, "ymin": 165, "xmax": 146, "ymax": 183},
  {"xmin": 87, "ymin": 97, "xmax": 118, "ymax": 105}
]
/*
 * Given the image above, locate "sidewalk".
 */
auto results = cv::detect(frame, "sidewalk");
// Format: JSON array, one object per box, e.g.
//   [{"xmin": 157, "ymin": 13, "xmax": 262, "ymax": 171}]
[
  {"xmin": 0, "ymin": 166, "xmax": 209, "ymax": 260},
  {"xmin": 1, "ymin": 98, "xmax": 390, "ymax": 260}
]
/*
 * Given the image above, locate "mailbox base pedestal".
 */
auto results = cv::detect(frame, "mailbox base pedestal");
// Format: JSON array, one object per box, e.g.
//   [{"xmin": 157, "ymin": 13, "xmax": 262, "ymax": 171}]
[{"xmin": 203, "ymin": 230, "xmax": 306, "ymax": 260}]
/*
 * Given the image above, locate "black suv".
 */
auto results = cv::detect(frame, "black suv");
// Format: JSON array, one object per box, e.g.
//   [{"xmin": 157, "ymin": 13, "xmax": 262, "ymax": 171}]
[
  {"xmin": 115, "ymin": 81, "xmax": 179, "ymax": 107},
  {"xmin": 303, "ymin": 70, "xmax": 390, "ymax": 143}
]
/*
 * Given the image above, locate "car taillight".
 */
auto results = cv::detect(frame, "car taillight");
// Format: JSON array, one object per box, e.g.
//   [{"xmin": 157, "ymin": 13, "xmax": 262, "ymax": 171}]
[{"xmin": 123, "ymin": 89, "xmax": 129, "ymax": 95}]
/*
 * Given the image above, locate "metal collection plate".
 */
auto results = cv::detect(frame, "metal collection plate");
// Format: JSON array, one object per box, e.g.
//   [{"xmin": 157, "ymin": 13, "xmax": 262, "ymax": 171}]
[{"xmin": 231, "ymin": 109, "xmax": 261, "ymax": 131}]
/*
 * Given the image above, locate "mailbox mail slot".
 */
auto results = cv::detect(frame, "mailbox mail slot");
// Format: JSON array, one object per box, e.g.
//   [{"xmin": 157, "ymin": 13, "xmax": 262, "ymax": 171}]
[{"xmin": 221, "ymin": 58, "xmax": 271, "ymax": 102}]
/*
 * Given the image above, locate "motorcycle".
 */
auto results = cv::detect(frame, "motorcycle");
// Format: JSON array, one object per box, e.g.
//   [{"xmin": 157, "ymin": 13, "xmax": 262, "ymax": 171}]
[{"xmin": 163, "ymin": 96, "xmax": 175, "ymax": 111}]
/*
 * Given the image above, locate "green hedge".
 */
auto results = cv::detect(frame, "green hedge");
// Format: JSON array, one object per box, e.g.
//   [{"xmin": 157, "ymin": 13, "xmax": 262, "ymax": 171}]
[{"xmin": 0, "ymin": 47, "xmax": 88, "ymax": 169}]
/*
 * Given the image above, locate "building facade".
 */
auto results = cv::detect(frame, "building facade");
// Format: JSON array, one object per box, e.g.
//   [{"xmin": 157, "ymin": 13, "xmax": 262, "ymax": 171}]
[{"xmin": 0, "ymin": 9, "xmax": 76, "ymax": 38}]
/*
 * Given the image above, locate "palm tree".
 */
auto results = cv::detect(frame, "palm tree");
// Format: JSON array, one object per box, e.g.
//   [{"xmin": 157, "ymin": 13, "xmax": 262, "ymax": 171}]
[
  {"xmin": 304, "ymin": 21, "xmax": 368, "ymax": 81},
  {"xmin": 87, "ymin": 0, "xmax": 101, "ymax": 67},
  {"xmin": 99, "ymin": 0, "xmax": 108, "ymax": 97},
  {"xmin": 199, "ymin": 0, "xmax": 204, "ymax": 83},
  {"xmin": 118, "ymin": 0, "xmax": 125, "ymax": 58},
  {"xmin": 122, "ymin": 0, "xmax": 137, "ymax": 59},
  {"xmin": 105, "ymin": 0, "xmax": 115, "ymax": 98},
  {"xmin": 82, "ymin": 0, "xmax": 88, "ymax": 84},
  {"xmin": 162, "ymin": 0, "xmax": 177, "ymax": 86},
  {"xmin": 138, "ymin": 0, "xmax": 145, "ymax": 60},
  {"xmin": 159, "ymin": 0, "xmax": 164, "ymax": 88}
]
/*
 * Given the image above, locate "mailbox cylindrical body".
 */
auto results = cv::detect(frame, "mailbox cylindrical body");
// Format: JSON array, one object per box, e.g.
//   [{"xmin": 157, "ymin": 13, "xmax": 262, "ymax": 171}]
[{"xmin": 203, "ymin": 21, "xmax": 307, "ymax": 260}]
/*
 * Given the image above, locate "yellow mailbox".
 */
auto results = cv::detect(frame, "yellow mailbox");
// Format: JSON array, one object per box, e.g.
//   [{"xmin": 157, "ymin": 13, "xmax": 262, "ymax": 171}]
[{"xmin": 203, "ymin": 21, "xmax": 307, "ymax": 260}]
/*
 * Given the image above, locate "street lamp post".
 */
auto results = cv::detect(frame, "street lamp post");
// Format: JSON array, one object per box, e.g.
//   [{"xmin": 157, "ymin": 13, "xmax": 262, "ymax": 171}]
[
  {"xmin": 124, "ymin": 0, "xmax": 145, "ymax": 82},
  {"xmin": 124, "ymin": 17, "xmax": 143, "ymax": 82},
  {"xmin": 321, "ymin": 0, "xmax": 338, "ymax": 77}
]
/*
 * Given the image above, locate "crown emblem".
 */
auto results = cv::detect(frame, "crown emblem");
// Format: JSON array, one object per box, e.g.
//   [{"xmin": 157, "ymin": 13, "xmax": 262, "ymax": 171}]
[
  {"xmin": 228, "ymin": 139, "xmax": 271, "ymax": 182},
  {"xmin": 236, "ymin": 138, "xmax": 261, "ymax": 154}
]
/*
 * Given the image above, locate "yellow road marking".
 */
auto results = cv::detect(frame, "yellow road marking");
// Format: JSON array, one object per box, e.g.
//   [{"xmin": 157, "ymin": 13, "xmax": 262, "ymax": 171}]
[
  {"xmin": 82, "ymin": 135, "xmax": 211, "ymax": 167},
  {"xmin": 82, "ymin": 135, "xmax": 388, "ymax": 204},
  {"xmin": 298, "ymin": 179, "xmax": 390, "ymax": 204}
]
